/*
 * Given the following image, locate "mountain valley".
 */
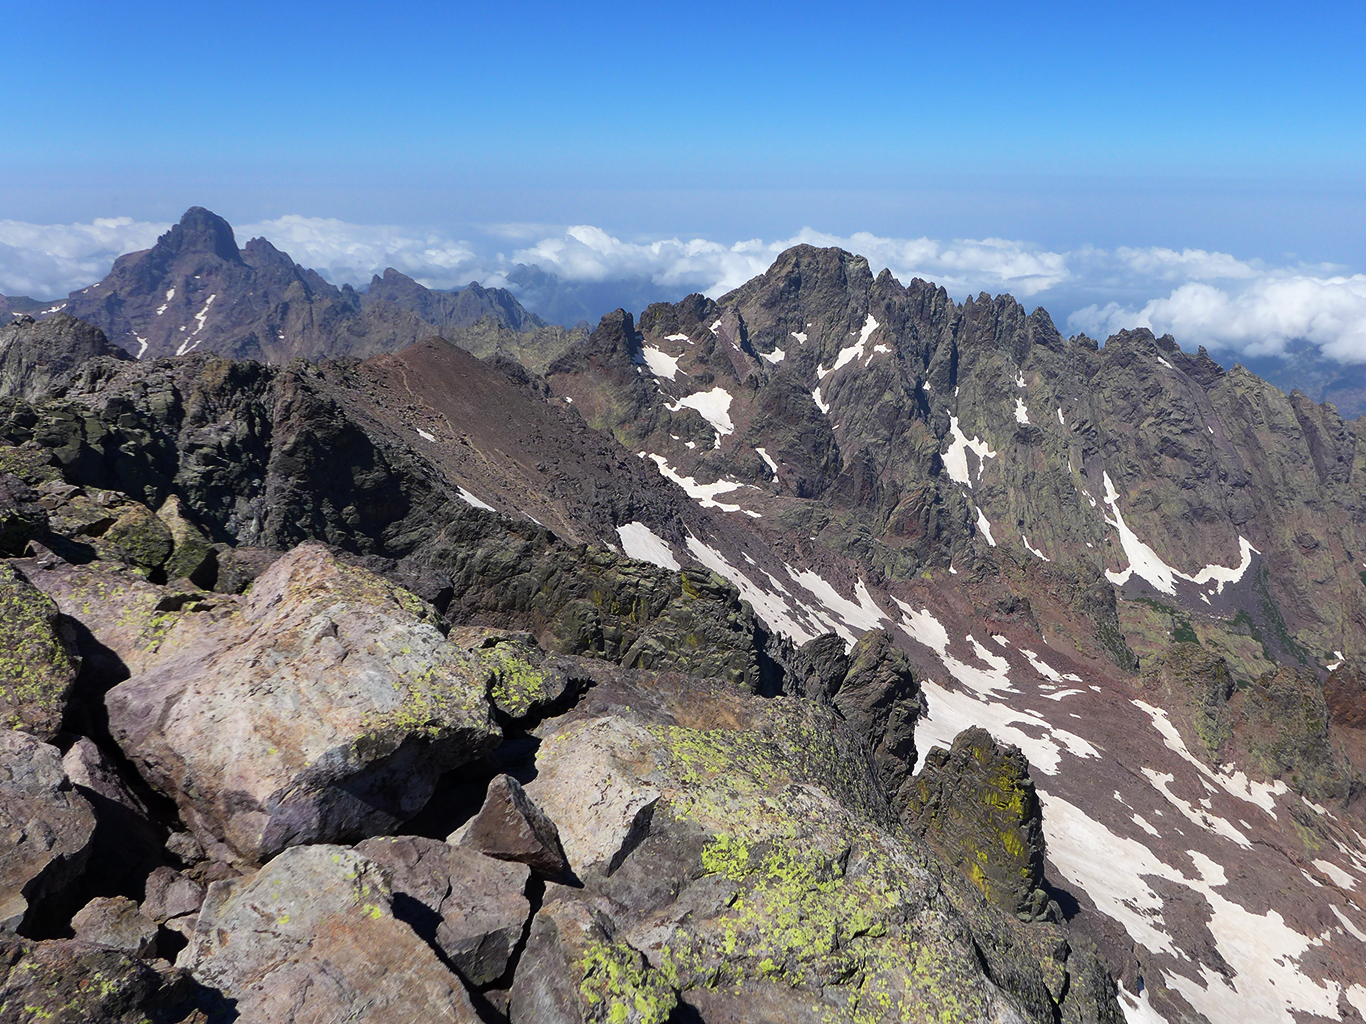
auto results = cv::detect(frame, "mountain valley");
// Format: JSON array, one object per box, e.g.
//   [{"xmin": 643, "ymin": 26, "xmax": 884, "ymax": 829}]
[{"xmin": 1, "ymin": 208, "xmax": 1365, "ymax": 1024}]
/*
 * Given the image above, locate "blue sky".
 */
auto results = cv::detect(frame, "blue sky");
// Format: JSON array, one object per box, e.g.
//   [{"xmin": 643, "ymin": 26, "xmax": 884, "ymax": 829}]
[{"xmin": 4, "ymin": 1, "xmax": 1366, "ymax": 359}]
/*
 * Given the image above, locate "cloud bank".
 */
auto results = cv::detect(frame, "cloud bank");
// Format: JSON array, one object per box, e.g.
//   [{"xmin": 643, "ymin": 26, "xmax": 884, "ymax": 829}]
[{"xmin": 5, "ymin": 215, "xmax": 1366, "ymax": 364}]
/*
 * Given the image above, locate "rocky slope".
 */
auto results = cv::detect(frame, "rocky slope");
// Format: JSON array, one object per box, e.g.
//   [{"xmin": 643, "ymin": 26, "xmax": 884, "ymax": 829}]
[
  {"xmin": 10, "ymin": 207, "xmax": 568, "ymax": 367},
  {"xmin": 2, "ymin": 245, "xmax": 1366, "ymax": 1024}
]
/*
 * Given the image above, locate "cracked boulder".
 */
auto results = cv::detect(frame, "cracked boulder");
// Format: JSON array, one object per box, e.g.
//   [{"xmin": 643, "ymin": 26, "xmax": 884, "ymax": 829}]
[
  {"xmin": 355, "ymin": 834, "xmax": 532, "ymax": 986},
  {"xmin": 0, "ymin": 730, "xmax": 95, "ymax": 934},
  {"xmin": 105, "ymin": 543, "xmax": 500, "ymax": 864},
  {"xmin": 183, "ymin": 843, "xmax": 481, "ymax": 1021}
]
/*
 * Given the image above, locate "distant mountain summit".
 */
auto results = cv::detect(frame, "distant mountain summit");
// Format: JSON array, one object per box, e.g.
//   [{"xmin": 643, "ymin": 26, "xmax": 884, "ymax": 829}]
[{"xmin": 17, "ymin": 207, "xmax": 551, "ymax": 365}]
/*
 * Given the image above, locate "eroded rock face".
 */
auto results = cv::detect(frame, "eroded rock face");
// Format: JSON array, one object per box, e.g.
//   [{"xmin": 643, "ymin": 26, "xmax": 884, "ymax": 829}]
[
  {"xmin": 830, "ymin": 629, "xmax": 925, "ymax": 806},
  {"xmin": 0, "ymin": 563, "xmax": 79, "ymax": 740},
  {"xmin": 0, "ymin": 313, "xmax": 130, "ymax": 402},
  {"xmin": 0, "ymin": 730, "xmax": 95, "ymax": 934},
  {"xmin": 106, "ymin": 544, "xmax": 500, "ymax": 864},
  {"xmin": 183, "ymin": 844, "xmax": 481, "ymax": 1021},
  {"xmin": 903, "ymin": 726, "xmax": 1050, "ymax": 921}
]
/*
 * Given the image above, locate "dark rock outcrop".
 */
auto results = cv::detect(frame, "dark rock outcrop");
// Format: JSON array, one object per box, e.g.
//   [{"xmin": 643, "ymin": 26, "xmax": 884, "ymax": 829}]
[
  {"xmin": 903, "ymin": 726, "xmax": 1051, "ymax": 921},
  {"xmin": 451, "ymin": 773, "xmax": 570, "ymax": 880}
]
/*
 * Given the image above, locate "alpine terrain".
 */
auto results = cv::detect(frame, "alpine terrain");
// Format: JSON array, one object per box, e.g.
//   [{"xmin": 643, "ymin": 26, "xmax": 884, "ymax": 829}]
[{"xmin": 1, "ymin": 208, "xmax": 1364, "ymax": 1024}]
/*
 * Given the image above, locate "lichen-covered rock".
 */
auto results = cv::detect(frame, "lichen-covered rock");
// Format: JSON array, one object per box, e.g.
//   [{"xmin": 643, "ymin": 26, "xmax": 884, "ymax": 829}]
[
  {"xmin": 97, "ymin": 502, "xmax": 174, "ymax": 574},
  {"xmin": 183, "ymin": 844, "xmax": 481, "ymax": 1021},
  {"xmin": 452, "ymin": 773, "xmax": 570, "ymax": 879},
  {"xmin": 0, "ymin": 933, "xmax": 202, "ymax": 1024},
  {"xmin": 509, "ymin": 894, "xmax": 678, "ymax": 1024},
  {"xmin": 450, "ymin": 628, "xmax": 580, "ymax": 722},
  {"xmin": 354, "ymin": 834, "xmax": 531, "ymax": 986},
  {"xmin": 902, "ymin": 726, "xmax": 1051, "ymax": 921},
  {"xmin": 0, "ymin": 563, "xmax": 79, "ymax": 740},
  {"xmin": 0, "ymin": 730, "xmax": 95, "ymax": 934},
  {"xmin": 70, "ymin": 896, "xmax": 158, "ymax": 957},
  {"xmin": 156, "ymin": 494, "xmax": 216, "ymax": 584},
  {"xmin": 515, "ymin": 669, "xmax": 1115, "ymax": 1023},
  {"xmin": 106, "ymin": 543, "xmax": 500, "ymax": 864}
]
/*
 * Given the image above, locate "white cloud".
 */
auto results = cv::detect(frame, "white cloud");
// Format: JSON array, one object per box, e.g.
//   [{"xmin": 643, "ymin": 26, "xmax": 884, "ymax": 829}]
[
  {"xmin": 1069, "ymin": 272, "xmax": 1366, "ymax": 363},
  {"xmin": 0, "ymin": 217, "xmax": 168, "ymax": 297},
  {"xmin": 235, "ymin": 215, "xmax": 482, "ymax": 289}
]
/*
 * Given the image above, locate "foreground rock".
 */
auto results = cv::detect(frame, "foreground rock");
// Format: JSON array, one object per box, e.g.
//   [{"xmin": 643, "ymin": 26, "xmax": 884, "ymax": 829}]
[
  {"xmin": 70, "ymin": 896, "xmax": 157, "ymax": 956},
  {"xmin": 106, "ymin": 544, "xmax": 499, "ymax": 864},
  {"xmin": 0, "ymin": 730, "xmax": 95, "ymax": 934},
  {"xmin": 451, "ymin": 773, "xmax": 571, "ymax": 879},
  {"xmin": 515, "ymin": 668, "xmax": 1118, "ymax": 1023},
  {"xmin": 355, "ymin": 834, "xmax": 532, "ymax": 986},
  {"xmin": 0, "ymin": 933, "xmax": 200, "ymax": 1023},
  {"xmin": 183, "ymin": 844, "xmax": 480, "ymax": 1021},
  {"xmin": 903, "ymin": 726, "xmax": 1051, "ymax": 921}
]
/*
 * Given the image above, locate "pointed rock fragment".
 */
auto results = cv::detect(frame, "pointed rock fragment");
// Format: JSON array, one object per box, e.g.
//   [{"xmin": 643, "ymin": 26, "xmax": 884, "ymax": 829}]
[{"xmin": 451, "ymin": 773, "xmax": 570, "ymax": 879}]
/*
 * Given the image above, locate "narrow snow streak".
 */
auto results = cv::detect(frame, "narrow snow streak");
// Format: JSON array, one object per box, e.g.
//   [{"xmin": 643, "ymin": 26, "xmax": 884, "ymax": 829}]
[
  {"xmin": 456, "ymin": 487, "xmax": 495, "ymax": 511},
  {"xmin": 816, "ymin": 313, "xmax": 879, "ymax": 379},
  {"xmin": 416, "ymin": 428, "xmax": 436, "ymax": 442},
  {"xmin": 975, "ymin": 506, "xmax": 997, "ymax": 546},
  {"xmin": 1014, "ymin": 397, "xmax": 1030, "ymax": 424}
]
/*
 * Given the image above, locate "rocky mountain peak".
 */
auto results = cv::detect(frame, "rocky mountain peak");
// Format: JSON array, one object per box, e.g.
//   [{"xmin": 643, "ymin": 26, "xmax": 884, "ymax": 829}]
[{"xmin": 156, "ymin": 206, "xmax": 243, "ymax": 265}]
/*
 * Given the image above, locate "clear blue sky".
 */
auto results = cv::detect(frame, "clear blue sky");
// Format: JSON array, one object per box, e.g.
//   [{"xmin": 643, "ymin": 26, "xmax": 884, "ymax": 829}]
[{"xmin": 4, "ymin": 0, "xmax": 1365, "ymax": 262}]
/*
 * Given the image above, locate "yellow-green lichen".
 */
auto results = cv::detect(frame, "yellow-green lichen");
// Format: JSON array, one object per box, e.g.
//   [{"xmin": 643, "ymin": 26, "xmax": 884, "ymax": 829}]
[{"xmin": 577, "ymin": 940, "xmax": 677, "ymax": 1024}]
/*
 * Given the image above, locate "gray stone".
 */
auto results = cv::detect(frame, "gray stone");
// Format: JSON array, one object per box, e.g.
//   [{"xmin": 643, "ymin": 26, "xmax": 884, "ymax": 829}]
[
  {"xmin": 70, "ymin": 895, "xmax": 158, "ymax": 957},
  {"xmin": 0, "ymin": 730, "xmax": 95, "ymax": 933}
]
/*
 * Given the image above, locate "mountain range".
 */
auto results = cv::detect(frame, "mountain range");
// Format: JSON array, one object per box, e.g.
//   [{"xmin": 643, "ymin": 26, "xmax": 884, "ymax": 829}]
[{"xmin": 0, "ymin": 207, "xmax": 1364, "ymax": 1024}]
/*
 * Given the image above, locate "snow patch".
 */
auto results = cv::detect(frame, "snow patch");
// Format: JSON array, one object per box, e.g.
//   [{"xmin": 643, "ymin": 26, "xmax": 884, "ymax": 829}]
[
  {"xmin": 133, "ymin": 335, "xmax": 148, "ymax": 359},
  {"xmin": 416, "ymin": 428, "xmax": 436, "ymax": 442},
  {"xmin": 755, "ymin": 446, "xmax": 780, "ymax": 482},
  {"xmin": 457, "ymin": 487, "xmax": 495, "ymax": 511},
  {"xmin": 816, "ymin": 313, "xmax": 879, "ymax": 380},
  {"xmin": 790, "ymin": 331, "xmax": 807, "ymax": 343},
  {"xmin": 664, "ymin": 333, "xmax": 690, "ymax": 342},
  {"xmin": 1101, "ymin": 471, "xmax": 1259, "ymax": 595},
  {"xmin": 641, "ymin": 346, "xmax": 685, "ymax": 380},
  {"xmin": 155, "ymin": 288, "xmax": 174, "ymax": 315},
  {"xmin": 761, "ymin": 347, "xmax": 786, "ymax": 363},
  {"xmin": 1057, "ymin": 407, "xmax": 1065, "ymax": 425},
  {"xmin": 1021, "ymin": 534, "xmax": 1050, "ymax": 562},
  {"xmin": 1014, "ymin": 397, "xmax": 1030, "ymax": 424},
  {"xmin": 616, "ymin": 522, "xmax": 680, "ymax": 570},
  {"xmin": 1014, "ymin": 370, "xmax": 1026, "ymax": 388},
  {"xmin": 1133, "ymin": 700, "xmax": 1289, "ymax": 816},
  {"xmin": 785, "ymin": 567, "xmax": 888, "ymax": 644},
  {"xmin": 1157, "ymin": 355, "xmax": 1174, "ymax": 368},
  {"xmin": 175, "ymin": 294, "xmax": 217, "ymax": 356},
  {"xmin": 942, "ymin": 414, "xmax": 996, "ymax": 486},
  {"xmin": 667, "ymin": 386, "xmax": 734, "ymax": 440},
  {"xmin": 684, "ymin": 535, "xmax": 823, "ymax": 645},
  {"xmin": 1313, "ymin": 859, "xmax": 1358, "ymax": 890},
  {"xmin": 812, "ymin": 386, "xmax": 830, "ymax": 414},
  {"xmin": 647, "ymin": 454, "xmax": 747, "ymax": 512}
]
